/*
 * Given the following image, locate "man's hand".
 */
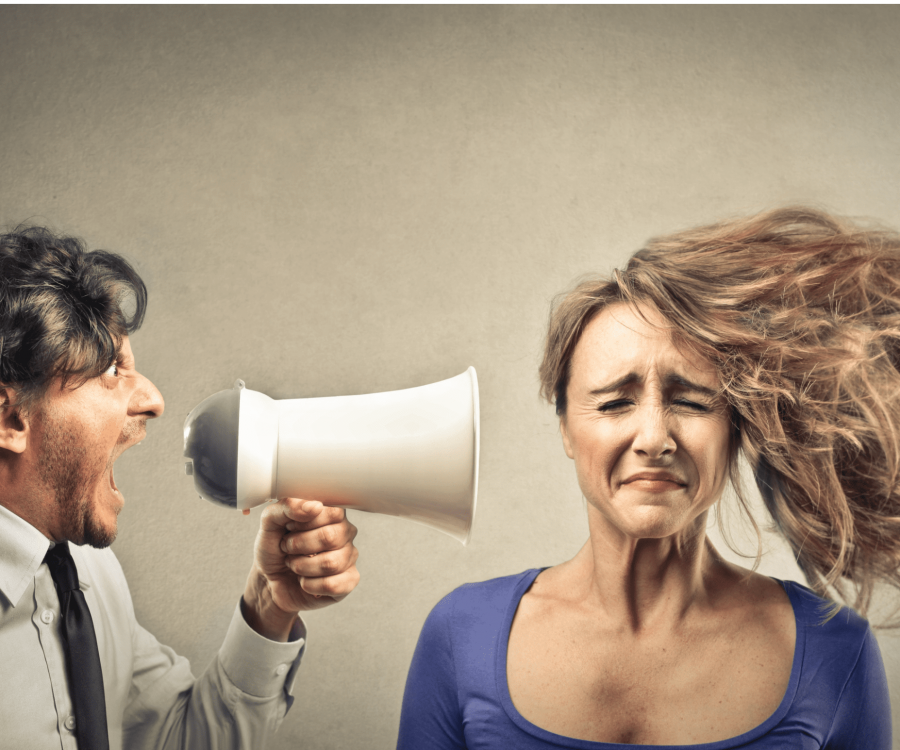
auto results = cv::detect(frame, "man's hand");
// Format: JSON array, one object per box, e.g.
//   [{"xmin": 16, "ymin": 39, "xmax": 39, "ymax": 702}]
[{"xmin": 242, "ymin": 498, "xmax": 360, "ymax": 642}]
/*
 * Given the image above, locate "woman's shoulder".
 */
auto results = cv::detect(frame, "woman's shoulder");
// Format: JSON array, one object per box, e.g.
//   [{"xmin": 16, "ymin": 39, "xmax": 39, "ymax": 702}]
[
  {"xmin": 778, "ymin": 578, "xmax": 881, "ymax": 680},
  {"xmin": 779, "ymin": 578, "xmax": 870, "ymax": 635},
  {"xmin": 778, "ymin": 579, "xmax": 890, "ymax": 742},
  {"xmin": 426, "ymin": 568, "xmax": 542, "ymax": 627}
]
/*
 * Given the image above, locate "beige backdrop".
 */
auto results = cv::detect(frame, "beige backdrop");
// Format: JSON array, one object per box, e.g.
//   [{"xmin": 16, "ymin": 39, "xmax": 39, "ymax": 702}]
[{"xmin": 2, "ymin": 6, "xmax": 899, "ymax": 749}]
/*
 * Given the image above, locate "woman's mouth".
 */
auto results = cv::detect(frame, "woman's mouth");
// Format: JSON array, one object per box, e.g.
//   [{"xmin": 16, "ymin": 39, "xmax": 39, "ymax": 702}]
[{"xmin": 622, "ymin": 472, "xmax": 686, "ymax": 492}]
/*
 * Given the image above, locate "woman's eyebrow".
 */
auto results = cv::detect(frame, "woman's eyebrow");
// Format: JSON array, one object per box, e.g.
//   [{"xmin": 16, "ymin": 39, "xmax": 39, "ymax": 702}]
[
  {"xmin": 588, "ymin": 373, "xmax": 719, "ymax": 398},
  {"xmin": 589, "ymin": 373, "xmax": 639, "ymax": 396},
  {"xmin": 666, "ymin": 374, "xmax": 718, "ymax": 397}
]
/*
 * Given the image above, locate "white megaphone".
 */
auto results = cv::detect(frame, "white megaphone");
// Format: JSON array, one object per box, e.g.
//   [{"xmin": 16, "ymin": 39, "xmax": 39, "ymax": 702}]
[{"xmin": 182, "ymin": 368, "xmax": 480, "ymax": 544}]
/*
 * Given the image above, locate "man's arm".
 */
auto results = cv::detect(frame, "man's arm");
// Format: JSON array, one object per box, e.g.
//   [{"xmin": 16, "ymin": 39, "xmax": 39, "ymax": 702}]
[{"xmin": 123, "ymin": 498, "xmax": 360, "ymax": 750}]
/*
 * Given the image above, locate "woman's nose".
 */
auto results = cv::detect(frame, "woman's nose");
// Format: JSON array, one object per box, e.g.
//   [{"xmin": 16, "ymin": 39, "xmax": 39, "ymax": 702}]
[
  {"xmin": 631, "ymin": 405, "xmax": 674, "ymax": 458},
  {"xmin": 130, "ymin": 373, "xmax": 165, "ymax": 419}
]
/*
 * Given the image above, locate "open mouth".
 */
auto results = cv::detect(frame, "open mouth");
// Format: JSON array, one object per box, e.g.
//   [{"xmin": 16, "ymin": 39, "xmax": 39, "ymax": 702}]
[{"xmin": 109, "ymin": 467, "xmax": 120, "ymax": 495}]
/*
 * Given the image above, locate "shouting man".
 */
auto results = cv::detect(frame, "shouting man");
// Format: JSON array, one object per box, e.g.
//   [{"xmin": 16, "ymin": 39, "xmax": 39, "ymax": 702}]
[{"xmin": 0, "ymin": 227, "xmax": 360, "ymax": 749}]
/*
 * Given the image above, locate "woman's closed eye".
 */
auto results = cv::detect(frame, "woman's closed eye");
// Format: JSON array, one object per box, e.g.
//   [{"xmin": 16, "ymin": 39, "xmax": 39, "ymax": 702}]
[
  {"xmin": 597, "ymin": 399, "xmax": 633, "ymax": 412},
  {"xmin": 596, "ymin": 398, "xmax": 712, "ymax": 413},
  {"xmin": 672, "ymin": 398, "xmax": 709, "ymax": 411}
]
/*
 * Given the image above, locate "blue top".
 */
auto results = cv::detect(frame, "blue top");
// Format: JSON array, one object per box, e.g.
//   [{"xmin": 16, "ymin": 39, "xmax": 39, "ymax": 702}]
[{"xmin": 397, "ymin": 569, "xmax": 891, "ymax": 749}]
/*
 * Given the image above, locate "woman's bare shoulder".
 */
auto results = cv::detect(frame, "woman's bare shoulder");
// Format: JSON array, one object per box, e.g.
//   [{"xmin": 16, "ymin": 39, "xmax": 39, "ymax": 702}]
[
  {"xmin": 702, "ymin": 563, "xmax": 796, "ymax": 656},
  {"xmin": 713, "ymin": 563, "xmax": 793, "ymax": 613},
  {"xmin": 514, "ymin": 558, "xmax": 589, "ymax": 612}
]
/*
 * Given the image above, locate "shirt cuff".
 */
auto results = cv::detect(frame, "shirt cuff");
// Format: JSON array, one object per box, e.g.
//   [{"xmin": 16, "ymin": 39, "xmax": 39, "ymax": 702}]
[{"xmin": 218, "ymin": 600, "xmax": 307, "ymax": 698}]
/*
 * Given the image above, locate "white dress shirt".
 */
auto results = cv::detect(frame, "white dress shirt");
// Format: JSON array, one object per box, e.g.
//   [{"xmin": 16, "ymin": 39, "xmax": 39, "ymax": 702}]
[{"xmin": 0, "ymin": 503, "xmax": 307, "ymax": 750}]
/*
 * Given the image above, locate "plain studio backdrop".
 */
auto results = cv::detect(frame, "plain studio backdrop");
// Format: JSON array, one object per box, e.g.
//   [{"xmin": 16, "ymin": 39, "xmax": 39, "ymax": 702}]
[{"xmin": 2, "ymin": 6, "xmax": 899, "ymax": 748}]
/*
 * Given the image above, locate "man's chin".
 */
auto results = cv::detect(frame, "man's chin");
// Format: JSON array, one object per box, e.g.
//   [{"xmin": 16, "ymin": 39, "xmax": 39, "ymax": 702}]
[
  {"xmin": 80, "ymin": 523, "xmax": 117, "ymax": 549},
  {"xmin": 78, "ymin": 505, "xmax": 119, "ymax": 549}
]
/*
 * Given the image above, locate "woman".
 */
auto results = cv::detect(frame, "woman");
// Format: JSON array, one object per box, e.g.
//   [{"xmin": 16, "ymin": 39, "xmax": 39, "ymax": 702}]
[{"xmin": 397, "ymin": 207, "xmax": 896, "ymax": 749}]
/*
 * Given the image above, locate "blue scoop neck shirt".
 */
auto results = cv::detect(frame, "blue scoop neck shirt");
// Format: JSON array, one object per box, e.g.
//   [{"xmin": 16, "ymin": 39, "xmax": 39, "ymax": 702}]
[{"xmin": 397, "ymin": 568, "xmax": 890, "ymax": 749}]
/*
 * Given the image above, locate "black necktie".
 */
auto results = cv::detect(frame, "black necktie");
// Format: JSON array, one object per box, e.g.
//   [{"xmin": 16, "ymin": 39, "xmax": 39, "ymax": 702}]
[{"xmin": 45, "ymin": 542, "xmax": 110, "ymax": 750}]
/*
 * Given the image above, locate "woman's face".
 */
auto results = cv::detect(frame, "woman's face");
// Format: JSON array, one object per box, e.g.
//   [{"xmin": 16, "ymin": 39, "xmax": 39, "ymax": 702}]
[{"xmin": 560, "ymin": 303, "xmax": 731, "ymax": 542}]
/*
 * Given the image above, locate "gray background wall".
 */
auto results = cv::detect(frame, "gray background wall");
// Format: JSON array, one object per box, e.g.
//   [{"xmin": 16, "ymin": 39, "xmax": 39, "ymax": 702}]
[{"xmin": 2, "ymin": 6, "xmax": 899, "ymax": 748}]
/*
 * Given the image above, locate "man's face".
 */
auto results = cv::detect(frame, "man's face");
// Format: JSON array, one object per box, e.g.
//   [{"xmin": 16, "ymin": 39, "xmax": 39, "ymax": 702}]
[{"xmin": 32, "ymin": 336, "xmax": 165, "ymax": 547}]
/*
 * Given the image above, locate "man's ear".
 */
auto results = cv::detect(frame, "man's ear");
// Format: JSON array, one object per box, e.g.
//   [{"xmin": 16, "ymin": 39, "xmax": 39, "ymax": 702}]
[
  {"xmin": 0, "ymin": 387, "xmax": 29, "ymax": 454},
  {"xmin": 559, "ymin": 416, "xmax": 574, "ymax": 460}
]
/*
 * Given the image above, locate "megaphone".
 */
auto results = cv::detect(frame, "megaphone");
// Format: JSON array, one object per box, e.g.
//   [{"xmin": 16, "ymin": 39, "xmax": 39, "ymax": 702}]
[{"xmin": 182, "ymin": 368, "xmax": 480, "ymax": 544}]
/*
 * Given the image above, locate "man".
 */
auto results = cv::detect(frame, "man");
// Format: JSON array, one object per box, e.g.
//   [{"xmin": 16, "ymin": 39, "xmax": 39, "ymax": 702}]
[{"xmin": 0, "ymin": 227, "xmax": 361, "ymax": 749}]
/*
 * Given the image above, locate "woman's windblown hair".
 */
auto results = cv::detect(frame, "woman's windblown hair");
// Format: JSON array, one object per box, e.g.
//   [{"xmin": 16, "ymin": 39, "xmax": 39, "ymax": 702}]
[{"xmin": 540, "ymin": 207, "xmax": 900, "ymax": 622}]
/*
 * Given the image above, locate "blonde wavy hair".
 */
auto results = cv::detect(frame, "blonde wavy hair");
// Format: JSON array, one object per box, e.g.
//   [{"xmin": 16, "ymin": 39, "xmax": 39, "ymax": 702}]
[{"xmin": 540, "ymin": 207, "xmax": 900, "ymax": 622}]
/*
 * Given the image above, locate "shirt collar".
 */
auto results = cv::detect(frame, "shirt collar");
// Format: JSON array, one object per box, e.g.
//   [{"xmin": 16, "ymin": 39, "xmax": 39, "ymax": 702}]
[{"xmin": 0, "ymin": 503, "xmax": 52, "ymax": 607}]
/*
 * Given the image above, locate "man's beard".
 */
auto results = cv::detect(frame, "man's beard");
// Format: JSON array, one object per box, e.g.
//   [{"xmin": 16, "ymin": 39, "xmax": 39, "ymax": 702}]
[{"xmin": 38, "ymin": 418, "xmax": 120, "ymax": 549}]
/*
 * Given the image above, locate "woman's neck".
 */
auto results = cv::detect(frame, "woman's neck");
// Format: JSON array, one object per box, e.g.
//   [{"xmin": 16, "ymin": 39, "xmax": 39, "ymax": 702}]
[{"xmin": 567, "ymin": 506, "xmax": 732, "ymax": 634}]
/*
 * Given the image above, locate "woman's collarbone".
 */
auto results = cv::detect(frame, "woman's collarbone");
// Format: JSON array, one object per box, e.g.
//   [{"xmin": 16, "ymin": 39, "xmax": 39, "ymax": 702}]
[{"xmin": 506, "ymin": 590, "xmax": 793, "ymax": 745}]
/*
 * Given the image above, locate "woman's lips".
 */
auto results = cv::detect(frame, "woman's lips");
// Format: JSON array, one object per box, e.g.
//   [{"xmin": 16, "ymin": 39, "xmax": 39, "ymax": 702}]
[{"xmin": 622, "ymin": 472, "xmax": 686, "ymax": 492}]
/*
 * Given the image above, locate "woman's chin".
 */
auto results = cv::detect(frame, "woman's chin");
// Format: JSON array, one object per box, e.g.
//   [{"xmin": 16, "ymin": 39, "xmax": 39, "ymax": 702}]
[{"xmin": 592, "ymin": 502, "xmax": 705, "ymax": 542}]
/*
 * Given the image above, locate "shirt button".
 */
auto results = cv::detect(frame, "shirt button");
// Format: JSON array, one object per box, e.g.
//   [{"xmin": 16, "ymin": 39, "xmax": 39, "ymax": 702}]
[
  {"xmin": 276, "ymin": 663, "xmax": 289, "ymax": 676},
  {"xmin": 64, "ymin": 716, "xmax": 76, "ymax": 732},
  {"xmin": 40, "ymin": 610, "xmax": 54, "ymax": 624}
]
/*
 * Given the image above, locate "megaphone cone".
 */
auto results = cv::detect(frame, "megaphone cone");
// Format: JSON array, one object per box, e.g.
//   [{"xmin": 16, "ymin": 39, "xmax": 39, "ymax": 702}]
[{"xmin": 183, "ymin": 369, "xmax": 480, "ymax": 544}]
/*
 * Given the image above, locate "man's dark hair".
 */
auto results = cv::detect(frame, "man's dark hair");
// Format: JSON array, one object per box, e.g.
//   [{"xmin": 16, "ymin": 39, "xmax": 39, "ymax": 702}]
[{"xmin": 0, "ymin": 226, "xmax": 147, "ymax": 410}]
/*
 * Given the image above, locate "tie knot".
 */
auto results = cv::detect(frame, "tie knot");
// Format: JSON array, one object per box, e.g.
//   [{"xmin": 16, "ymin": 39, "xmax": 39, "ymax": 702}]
[{"xmin": 45, "ymin": 542, "xmax": 80, "ymax": 593}]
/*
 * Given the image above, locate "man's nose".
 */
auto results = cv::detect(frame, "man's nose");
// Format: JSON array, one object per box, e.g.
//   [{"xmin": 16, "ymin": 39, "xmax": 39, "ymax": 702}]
[
  {"xmin": 131, "ymin": 373, "xmax": 165, "ymax": 419},
  {"xmin": 631, "ymin": 405, "xmax": 674, "ymax": 458}
]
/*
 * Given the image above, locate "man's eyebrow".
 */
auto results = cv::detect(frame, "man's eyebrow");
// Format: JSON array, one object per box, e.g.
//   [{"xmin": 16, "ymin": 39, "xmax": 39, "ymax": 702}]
[{"xmin": 587, "ymin": 373, "xmax": 718, "ymax": 398}]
